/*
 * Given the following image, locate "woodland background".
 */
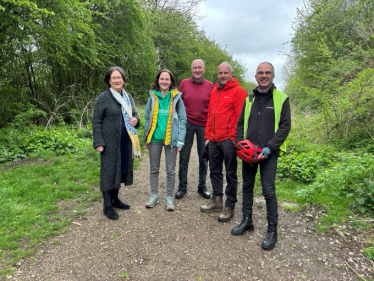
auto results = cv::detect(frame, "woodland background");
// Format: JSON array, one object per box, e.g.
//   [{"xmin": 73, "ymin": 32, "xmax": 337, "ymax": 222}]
[{"xmin": 0, "ymin": 0, "xmax": 373, "ymax": 275}]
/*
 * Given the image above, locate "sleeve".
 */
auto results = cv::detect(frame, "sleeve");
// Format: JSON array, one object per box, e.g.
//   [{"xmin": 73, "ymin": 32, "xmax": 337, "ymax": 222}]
[
  {"xmin": 92, "ymin": 94, "xmax": 105, "ymax": 149},
  {"xmin": 143, "ymin": 98, "xmax": 152, "ymax": 143},
  {"xmin": 266, "ymin": 97, "xmax": 291, "ymax": 152},
  {"xmin": 129, "ymin": 94, "xmax": 141, "ymax": 128},
  {"xmin": 176, "ymin": 98, "xmax": 187, "ymax": 148}
]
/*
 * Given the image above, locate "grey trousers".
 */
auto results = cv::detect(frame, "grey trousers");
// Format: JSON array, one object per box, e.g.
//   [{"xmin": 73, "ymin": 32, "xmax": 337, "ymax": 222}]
[{"xmin": 148, "ymin": 142, "xmax": 177, "ymax": 197}]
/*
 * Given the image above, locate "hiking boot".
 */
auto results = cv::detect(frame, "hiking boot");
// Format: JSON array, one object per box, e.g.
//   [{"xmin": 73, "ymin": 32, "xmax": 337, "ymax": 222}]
[
  {"xmin": 175, "ymin": 189, "xmax": 187, "ymax": 199},
  {"xmin": 231, "ymin": 217, "xmax": 254, "ymax": 235},
  {"xmin": 103, "ymin": 205, "xmax": 119, "ymax": 220},
  {"xmin": 112, "ymin": 199, "xmax": 131, "ymax": 210},
  {"xmin": 262, "ymin": 223, "xmax": 278, "ymax": 250},
  {"xmin": 197, "ymin": 187, "xmax": 211, "ymax": 199},
  {"xmin": 200, "ymin": 195, "xmax": 223, "ymax": 212},
  {"xmin": 218, "ymin": 206, "xmax": 234, "ymax": 222},
  {"xmin": 145, "ymin": 194, "xmax": 159, "ymax": 208},
  {"xmin": 165, "ymin": 196, "xmax": 175, "ymax": 211}
]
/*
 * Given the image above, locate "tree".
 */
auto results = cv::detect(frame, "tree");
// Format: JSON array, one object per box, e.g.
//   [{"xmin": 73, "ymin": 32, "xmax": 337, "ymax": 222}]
[{"xmin": 285, "ymin": 0, "xmax": 374, "ymax": 143}]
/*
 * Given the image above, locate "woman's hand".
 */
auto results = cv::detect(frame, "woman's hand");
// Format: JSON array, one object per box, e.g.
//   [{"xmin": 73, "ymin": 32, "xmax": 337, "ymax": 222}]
[
  {"xmin": 95, "ymin": 146, "xmax": 104, "ymax": 152},
  {"xmin": 177, "ymin": 147, "xmax": 182, "ymax": 152},
  {"xmin": 130, "ymin": 117, "xmax": 138, "ymax": 127}
]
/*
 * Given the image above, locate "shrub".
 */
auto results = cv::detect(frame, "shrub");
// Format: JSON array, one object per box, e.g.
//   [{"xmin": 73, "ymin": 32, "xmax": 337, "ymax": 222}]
[{"xmin": 296, "ymin": 153, "xmax": 374, "ymax": 215}]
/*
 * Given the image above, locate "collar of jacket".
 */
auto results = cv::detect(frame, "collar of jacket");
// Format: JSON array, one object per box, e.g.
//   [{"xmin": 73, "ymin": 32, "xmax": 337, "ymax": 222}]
[
  {"xmin": 253, "ymin": 83, "xmax": 276, "ymax": 96},
  {"xmin": 191, "ymin": 77, "xmax": 204, "ymax": 84}
]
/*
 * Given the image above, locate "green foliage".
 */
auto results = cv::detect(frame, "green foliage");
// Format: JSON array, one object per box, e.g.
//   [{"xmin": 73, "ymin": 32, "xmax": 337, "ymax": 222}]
[
  {"xmin": 278, "ymin": 149, "xmax": 332, "ymax": 184},
  {"xmin": 0, "ymin": 107, "xmax": 92, "ymax": 163},
  {"xmin": 362, "ymin": 243, "xmax": 374, "ymax": 260},
  {"xmin": 295, "ymin": 153, "xmax": 374, "ymax": 216},
  {"xmin": 286, "ymin": 0, "xmax": 374, "ymax": 146}
]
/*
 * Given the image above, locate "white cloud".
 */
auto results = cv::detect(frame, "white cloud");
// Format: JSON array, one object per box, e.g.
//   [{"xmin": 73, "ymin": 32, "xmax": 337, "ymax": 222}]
[{"xmin": 197, "ymin": 0, "xmax": 304, "ymax": 91}]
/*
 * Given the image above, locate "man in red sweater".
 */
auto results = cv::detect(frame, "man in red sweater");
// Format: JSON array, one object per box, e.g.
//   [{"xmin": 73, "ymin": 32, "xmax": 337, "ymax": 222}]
[
  {"xmin": 176, "ymin": 59, "xmax": 214, "ymax": 199},
  {"xmin": 200, "ymin": 61, "xmax": 247, "ymax": 222}
]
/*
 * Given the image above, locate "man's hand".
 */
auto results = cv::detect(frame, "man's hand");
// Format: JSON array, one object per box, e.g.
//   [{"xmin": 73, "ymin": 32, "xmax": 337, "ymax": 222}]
[{"xmin": 259, "ymin": 147, "xmax": 270, "ymax": 160}]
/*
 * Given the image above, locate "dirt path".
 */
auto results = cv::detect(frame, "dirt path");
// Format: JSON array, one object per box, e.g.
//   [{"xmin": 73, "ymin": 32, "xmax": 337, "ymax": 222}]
[{"xmin": 7, "ymin": 144, "xmax": 373, "ymax": 281}]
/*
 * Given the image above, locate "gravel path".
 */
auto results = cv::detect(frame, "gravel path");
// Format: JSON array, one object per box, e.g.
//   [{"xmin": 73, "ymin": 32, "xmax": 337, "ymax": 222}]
[{"xmin": 6, "ymin": 144, "xmax": 373, "ymax": 281}]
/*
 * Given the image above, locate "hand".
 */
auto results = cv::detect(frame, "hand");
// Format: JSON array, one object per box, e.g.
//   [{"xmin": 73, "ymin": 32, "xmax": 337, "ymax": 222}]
[
  {"xmin": 144, "ymin": 143, "xmax": 148, "ymax": 149},
  {"xmin": 259, "ymin": 147, "xmax": 270, "ymax": 159},
  {"xmin": 95, "ymin": 146, "xmax": 104, "ymax": 152},
  {"xmin": 205, "ymin": 140, "xmax": 209, "ymax": 146},
  {"xmin": 177, "ymin": 147, "xmax": 182, "ymax": 152},
  {"xmin": 129, "ymin": 117, "xmax": 138, "ymax": 127}
]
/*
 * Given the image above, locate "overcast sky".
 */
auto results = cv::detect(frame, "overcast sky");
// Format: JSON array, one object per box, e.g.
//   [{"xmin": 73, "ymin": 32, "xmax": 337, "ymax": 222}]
[{"xmin": 197, "ymin": 0, "xmax": 304, "ymax": 90}]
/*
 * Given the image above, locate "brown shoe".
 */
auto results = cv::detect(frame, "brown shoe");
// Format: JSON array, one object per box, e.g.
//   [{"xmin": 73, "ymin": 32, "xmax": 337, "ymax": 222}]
[
  {"xmin": 218, "ymin": 206, "xmax": 234, "ymax": 222},
  {"xmin": 200, "ymin": 195, "xmax": 223, "ymax": 212}
]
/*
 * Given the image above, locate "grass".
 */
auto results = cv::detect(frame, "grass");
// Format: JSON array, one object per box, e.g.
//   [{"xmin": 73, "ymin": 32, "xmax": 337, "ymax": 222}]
[{"xmin": 0, "ymin": 140, "xmax": 102, "ymax": 276}]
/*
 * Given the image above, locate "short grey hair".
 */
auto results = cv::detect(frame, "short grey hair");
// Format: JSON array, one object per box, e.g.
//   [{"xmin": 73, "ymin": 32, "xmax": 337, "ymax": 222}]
[
  {"xmin": 219, "ymin": 61, "xmax": 233, "ymax": 72},
  {"xmin": 258, "ymin": 62, "xmax": 275, "ymax": 75},
  {"xmin": 191, "ymin": 59, "xmax": 205, "ymax": 67}
]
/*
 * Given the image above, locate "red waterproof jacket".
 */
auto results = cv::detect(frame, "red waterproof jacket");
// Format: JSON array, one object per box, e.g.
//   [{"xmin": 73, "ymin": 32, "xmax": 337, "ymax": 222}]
[{"xmin": 205, "ymin": 77, "xmax": 247, "ymax": 142}]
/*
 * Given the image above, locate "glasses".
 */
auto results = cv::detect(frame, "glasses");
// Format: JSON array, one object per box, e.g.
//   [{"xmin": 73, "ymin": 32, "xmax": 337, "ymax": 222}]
[
  {"xmin": 111, "ymin": 76, "xmax": 123, "ymax": 80},
  {"xmin": 257, "ymin": 71, "xmax": 273, "ymax": 76},
  {"xmin": 192, "ymin": 66, "xmax": 204, "ymax": 70}
]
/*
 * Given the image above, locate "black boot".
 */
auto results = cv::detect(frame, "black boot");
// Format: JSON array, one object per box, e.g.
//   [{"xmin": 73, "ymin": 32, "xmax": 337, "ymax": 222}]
[
  {"xmin": 111, "ymin": 188, "xmax": 130, "ymax": 209},
  {"xmin": 112, "ymin": 199, "xmax": 131, "ymax": 209},
  {"xmin": 197, "ymin": 187, "xmax": 211, "ymax": 199},
  {"xmin": 231, "ymin": 217, "xmax": 254, "ymax": 236},
  {"xmin": 103, "ymin": 205, "xmax": 119, "ymax": 220},
  {"xmin": 175, "ymin": 189, "xmax": 187, "ymax": 199},
  {"xmin": 262, "ymin": 223, "xmax": 277, "ymax": 250}
]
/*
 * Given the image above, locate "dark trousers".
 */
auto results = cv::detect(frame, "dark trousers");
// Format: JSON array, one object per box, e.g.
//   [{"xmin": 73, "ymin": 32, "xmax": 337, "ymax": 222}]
[
  {"xmin": 209, "ymin": 139, "xmax": 238, "ymax": 208},
  {"xmin": 242, "ymin": 153, "xmax": 278, "ymax": 224},
  {"xmin": 178, "ymin": 121, "xmax": 208, "ymax": 191}
]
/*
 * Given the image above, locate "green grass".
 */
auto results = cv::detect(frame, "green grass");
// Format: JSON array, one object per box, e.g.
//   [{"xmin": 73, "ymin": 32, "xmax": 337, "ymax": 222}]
[{"xmin": 0, "ymin": 140, "xmax": 102, "ymax": 276}]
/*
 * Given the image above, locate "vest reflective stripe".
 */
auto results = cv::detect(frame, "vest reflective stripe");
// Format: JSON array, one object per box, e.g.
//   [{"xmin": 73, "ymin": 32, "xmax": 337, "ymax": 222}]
[{"xmin": 243, "ymin": 89, "xmax": 288, "ymax": 152}]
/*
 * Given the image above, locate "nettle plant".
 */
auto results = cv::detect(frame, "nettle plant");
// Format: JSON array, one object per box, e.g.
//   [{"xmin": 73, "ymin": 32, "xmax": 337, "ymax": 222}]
[
  {"xmin": 277, "ymin": 150, "xmax": 332, "ymax": 184},
  {"xmin": 297, "ymin": 153, "xmax": 374, "ymax": 215}
]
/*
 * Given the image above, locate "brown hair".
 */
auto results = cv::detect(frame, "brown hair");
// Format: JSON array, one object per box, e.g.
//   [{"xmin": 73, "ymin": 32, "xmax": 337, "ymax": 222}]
[
  {"xmin": 103, "ymin": 66, "xmax": 126, "ymax": 87},
  {"xmin": 151, "ymin": 69, "xmax": 177, "ymax": 91}
]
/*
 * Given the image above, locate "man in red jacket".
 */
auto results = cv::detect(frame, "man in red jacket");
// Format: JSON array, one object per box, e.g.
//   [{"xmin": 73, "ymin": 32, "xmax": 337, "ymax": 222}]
[{"xmin": 200, "ymin": 61, "xmax": 247, "ymax": 222}]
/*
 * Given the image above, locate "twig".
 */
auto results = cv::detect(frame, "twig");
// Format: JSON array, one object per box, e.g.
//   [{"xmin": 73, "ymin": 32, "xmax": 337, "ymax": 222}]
[
  {"xmin": 345, "ymin": 261, "xmax": 366, "ymax": 281},
  {"xmin": 72, "ymin": 221, "xmax": 81, "ymax": 226}
]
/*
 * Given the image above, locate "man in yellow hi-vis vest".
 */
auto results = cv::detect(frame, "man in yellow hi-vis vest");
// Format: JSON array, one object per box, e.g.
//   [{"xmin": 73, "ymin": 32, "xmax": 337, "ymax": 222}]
[{"xmin": 233, "ymin": 62, "xmax": 291, "ymax": 250}]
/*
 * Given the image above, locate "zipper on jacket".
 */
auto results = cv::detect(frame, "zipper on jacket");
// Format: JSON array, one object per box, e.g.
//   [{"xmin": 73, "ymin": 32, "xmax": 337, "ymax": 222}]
[{"xmin": 212, "ymin": 88, "xmax": 223, "ymax": 141}]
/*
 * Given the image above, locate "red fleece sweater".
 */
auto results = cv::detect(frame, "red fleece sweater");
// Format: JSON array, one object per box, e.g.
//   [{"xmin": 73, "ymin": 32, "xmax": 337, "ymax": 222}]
[{"xmin": 179, "ymin": 78, "xmax": 214, "ymax": 126}]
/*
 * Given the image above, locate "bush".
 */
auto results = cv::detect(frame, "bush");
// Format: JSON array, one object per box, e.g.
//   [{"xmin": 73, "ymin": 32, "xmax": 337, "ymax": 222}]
[
  {"xmin": 0, "ymin": 125, "xmax": 92, "ymax": 163},
  {"xmin": 278, "ymin": 145, "xmax": 332, "ymax": 184},
  {"xmin": 296, "ymin": 153, "xmax": 374, "ymax": 215}
]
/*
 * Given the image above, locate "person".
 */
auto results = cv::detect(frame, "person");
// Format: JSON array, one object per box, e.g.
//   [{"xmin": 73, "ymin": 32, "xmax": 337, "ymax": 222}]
[
  {"xmin": 232, "ymin": 62, "xmax": 291, "ymax": 250},
  {"xmin": 175, "ymin": 59, "xmax": 214, "ymax": 200},
  {"xmin": 92, "ymin": 66, "xmax": 141, "ymax": 220},
  {"xmin": 143, "ymin": 69, "xmax": 187, "ymax": 211},
  {"xmin": 200, "ymin": 61, "xmax": 247, "ymax": 222}
]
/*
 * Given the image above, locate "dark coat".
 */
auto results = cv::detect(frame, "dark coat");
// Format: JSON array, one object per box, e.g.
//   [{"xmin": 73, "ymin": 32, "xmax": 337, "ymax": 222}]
[{"xmin": 92, "ymin": 89, "xmax": 140, "ymax": 191}]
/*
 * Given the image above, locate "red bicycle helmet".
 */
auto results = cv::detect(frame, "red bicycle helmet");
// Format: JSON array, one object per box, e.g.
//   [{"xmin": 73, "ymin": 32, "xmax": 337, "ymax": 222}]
[{"xmin": 236, "ymin": 140, "xmax": 262, "ymax": 163}]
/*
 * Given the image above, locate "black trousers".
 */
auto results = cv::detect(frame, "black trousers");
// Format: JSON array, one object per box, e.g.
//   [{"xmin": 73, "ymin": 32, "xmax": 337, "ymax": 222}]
[
  {"xmin": 208, "ymin": 139, "xmax": 238, "ymax": 208},
  {"xmin": 241, "ymin": 153, "xmax": 278, "ymax": 225}
]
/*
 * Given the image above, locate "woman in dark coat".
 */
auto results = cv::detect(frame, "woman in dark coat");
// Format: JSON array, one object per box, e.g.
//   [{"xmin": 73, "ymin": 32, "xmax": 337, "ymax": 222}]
[{"xmin": 92, "ymin": 66, "xmax": 141, "ymax": 220}]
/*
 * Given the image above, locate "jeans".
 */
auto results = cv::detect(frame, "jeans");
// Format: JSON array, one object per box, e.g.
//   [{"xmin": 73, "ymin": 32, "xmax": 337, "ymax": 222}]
[
  {"xmin": 148, "ymin": 142, "xmax": 177, "ymax": 197},
  {"xmin": 178, "ymin": 121, "xmax": 208, "ymax": 191},
  {"xmin": 241, "ymin": 153, "xmax": 278, "ymax": 224},
  {"xmin": 208, "ymin": 139, "xmax": 238, "ymax": 208}
]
